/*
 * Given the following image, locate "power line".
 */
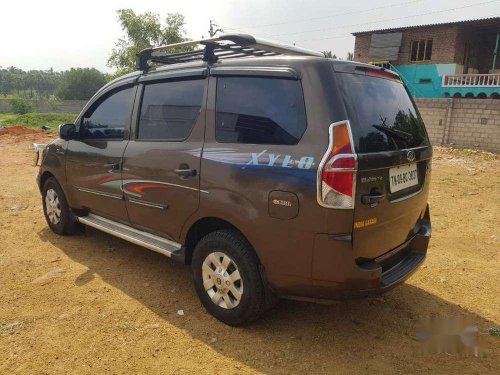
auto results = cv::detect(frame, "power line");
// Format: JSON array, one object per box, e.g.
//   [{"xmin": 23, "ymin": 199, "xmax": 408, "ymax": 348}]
[
  {"xmin": 268, "ymin": 0, "xmax": 499, "ymax": 41},
  {"xmin": 219, "ymin": 0, "xmax": 424, "ymax": 30}
]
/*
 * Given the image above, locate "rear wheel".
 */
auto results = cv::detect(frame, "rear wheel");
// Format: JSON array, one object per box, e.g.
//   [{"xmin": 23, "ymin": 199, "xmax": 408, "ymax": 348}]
[
  {"xmin": 42, "ymin": 177, "xmax": 79, "ymax": 235},
  {"xmin": 192, "ymin": 229, "xmax": 268, "ymax": 325}
]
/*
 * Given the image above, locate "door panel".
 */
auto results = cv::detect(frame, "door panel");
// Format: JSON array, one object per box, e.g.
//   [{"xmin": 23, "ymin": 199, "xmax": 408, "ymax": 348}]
[
  {"xmin": 66, "ymin": 140, "xmax": 129, "ymax": 220},
  {"xmin": 122, "ymin": 78, "xmax": 207, "ymax": 240},
  {"xmin": 65, "ymin": 85, "xmax": 136, "ymax": 222},
  {"xmin": 121, "ymin": 141, "xmax": 202, "ymax": 239}
]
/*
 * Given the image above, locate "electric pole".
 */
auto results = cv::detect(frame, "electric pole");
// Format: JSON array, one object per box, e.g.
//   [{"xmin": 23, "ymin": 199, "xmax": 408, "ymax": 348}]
[{"xmin": 209, "ymin": 20, "xmax": 223, "ymax": 37}]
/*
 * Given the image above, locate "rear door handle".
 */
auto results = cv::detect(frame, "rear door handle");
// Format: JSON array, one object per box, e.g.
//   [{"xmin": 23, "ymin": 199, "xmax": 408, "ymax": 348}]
[
  {"xmin": 361, "ymin": 192, "xmax": 385, "ymax": 206},
  {"xmin": 104, "ymin": 162, "xmax": 120, "ymax": 171},
  {"xmin": 174, "ymin": 168, "xmax": 197, "ymax": 177}
]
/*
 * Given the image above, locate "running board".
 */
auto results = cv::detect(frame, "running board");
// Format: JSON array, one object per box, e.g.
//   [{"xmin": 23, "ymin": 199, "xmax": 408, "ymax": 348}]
[{"xmin": 76, "ymin": 213, "xmax": 184, "ymax": 261}]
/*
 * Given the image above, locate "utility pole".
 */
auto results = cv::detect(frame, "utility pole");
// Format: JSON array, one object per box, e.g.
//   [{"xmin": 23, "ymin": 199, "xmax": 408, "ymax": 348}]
[
  {"xmin": 492, "ymin": 32, "xmax": 499, "ymax": 73},
  {"xmin": 209, "ymin": 20, "xmax": 223, "ymax": 38}
]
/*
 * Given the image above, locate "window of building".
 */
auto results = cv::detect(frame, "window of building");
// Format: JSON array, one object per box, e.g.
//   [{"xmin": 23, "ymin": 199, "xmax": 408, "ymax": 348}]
[
  {"xmin": 216, "ymin": 77, "xmax": 307, "ymax": 145},
  {"xmin": 410, "ymin": 39, "xmax": 433, "ymax": 62},
  {"xmin": 80, "ymin": 86, "xmax": 135, "ymax": 140},
  {"xmin": 138, "ymin": 79, "xmax": 205, "ymax": 140}
]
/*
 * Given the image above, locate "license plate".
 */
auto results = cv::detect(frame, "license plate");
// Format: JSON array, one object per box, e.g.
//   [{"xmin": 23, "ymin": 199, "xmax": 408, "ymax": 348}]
[{"xmin": 389, "ymin": 163, "xmax": 418, "ymax": 193}]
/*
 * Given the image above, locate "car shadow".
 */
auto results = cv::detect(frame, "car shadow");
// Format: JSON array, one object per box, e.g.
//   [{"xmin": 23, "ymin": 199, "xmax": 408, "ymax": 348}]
[{"xmin": 37, "ymin": 226, "xmax": 499, "ymax": 373}]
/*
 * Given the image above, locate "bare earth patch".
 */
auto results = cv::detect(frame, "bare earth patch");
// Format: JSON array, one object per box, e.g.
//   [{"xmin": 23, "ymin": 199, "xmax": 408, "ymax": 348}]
[{"xmin": 0, "ymin": 133, "xmax": 498, "ymax": 374}]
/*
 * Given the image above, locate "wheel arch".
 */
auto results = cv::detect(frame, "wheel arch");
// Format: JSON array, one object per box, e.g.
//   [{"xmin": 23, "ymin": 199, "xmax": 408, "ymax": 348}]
[
  {"xmin": 39, "ymin": 171, "xmax": 56, "ymax": 192},
  {"xmin": 183, "ymin": 217, "xmax": 259, "ymax": 265}
]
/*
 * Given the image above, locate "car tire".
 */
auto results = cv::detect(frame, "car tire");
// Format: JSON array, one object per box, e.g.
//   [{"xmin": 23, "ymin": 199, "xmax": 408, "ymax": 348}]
[
  {"xmin": 42, "ymin": 177, "xmax": 80, "ymax": 235},
  {"xmin": 192, "ymin": 229, "xmax": 268, "ymax": 325}
]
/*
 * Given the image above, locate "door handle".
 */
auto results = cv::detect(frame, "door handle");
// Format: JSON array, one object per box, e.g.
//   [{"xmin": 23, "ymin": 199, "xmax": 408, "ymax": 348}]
[
  {"xmin": 174, "ymin": 164, "xmax": 197, "ymax": 178},
  {"xmin": 361, "ymin": 192, "xmax": 385, "ymax": 206},
  {"xmin": 104, "ymin": 162, "xmax": 120, "ymax": 171}
]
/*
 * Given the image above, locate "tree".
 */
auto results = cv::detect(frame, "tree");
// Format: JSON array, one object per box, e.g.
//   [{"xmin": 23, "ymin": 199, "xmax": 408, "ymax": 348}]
[
  {"xmin": 9, "ymin": 97, "xmax": 33, "ymax": 114},
  {"xmin": 346, "ymin": 52, "xmax": 354, "ymax": 61},
  {"xmin": 322, "ymin": 51, "xmax": 337, "ymax": 59},
  {"xmin": 55, "ymin": 68, "xmax": 107, "ymax": 100},
  {"xmin": 108, "ymin": 9, "xmax": 192, "ymax": 75},
  {"xmin": 0, "ymin": 67, "xmax": 63, "ymax": 98}
]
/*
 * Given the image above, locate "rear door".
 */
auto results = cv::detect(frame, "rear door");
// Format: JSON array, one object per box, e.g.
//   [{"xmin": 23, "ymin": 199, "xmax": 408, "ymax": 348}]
[
  {"xmin": 121, "ymin": 73, "xmax": 207, "ymax": 240},
  {"xmin": 337, "ymin": 70, "xmax": 432, "ymax": 260}
]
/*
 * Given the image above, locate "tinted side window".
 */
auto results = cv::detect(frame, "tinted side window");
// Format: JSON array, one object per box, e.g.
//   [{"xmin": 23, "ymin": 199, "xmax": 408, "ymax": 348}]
[
  {"xmin": 138, "ymin": 79, "xmax": 205, "ymax": 140},
  {"xmin": 81, "ymin": 87, "xmax": 134, "ymax": 140},
  {"xmin": 216, "ymin": 77, "xmax": 306, "ymax": 145}
]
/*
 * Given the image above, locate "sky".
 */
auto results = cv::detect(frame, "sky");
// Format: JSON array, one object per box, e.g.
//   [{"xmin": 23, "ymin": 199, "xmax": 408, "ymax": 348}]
[{"xmin": 1, "ymin": 0, "xmax": 499, "ymax": 72}]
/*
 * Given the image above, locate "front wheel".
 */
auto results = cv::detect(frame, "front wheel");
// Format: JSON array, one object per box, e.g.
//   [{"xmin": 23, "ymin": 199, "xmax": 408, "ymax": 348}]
[
  {"xmin": 42, "ymin": 177, "xmax": 79, "ymax": 235},
  {"xmin": 192, "ymin": 230, "xmax": 268, "ymax": 325}
]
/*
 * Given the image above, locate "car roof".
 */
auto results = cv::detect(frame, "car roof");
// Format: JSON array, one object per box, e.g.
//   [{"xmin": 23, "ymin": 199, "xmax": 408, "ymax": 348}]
[{"xmin": 104, "ymin": 55, "xmax": 399, "ymax": 93}]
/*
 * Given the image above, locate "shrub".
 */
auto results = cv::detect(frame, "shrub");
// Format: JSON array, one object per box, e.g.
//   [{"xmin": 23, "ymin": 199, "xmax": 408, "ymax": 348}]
[
  {"xmin": 0, "ymin": 113, "xmax": 77, "ymax": 131},
  {"xmin": 47, "ymin": 96, "xmax": 62, "ymax": 111},
  {"xmin": 9, "ymin": 97, "xmax": 33, "ymax": 114}
]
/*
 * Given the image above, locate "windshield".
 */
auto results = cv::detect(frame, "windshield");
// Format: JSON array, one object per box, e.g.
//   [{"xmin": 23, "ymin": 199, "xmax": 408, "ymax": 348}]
[{"xmin": 338, "ymin": 73, "xmax": 429, "ymax": 153}]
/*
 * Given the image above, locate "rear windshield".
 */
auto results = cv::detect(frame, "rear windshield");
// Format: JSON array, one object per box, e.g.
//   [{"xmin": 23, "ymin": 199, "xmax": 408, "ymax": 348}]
[{"xmin": 338, "ymin": 73, "xmax": 429, "ymax": 153}]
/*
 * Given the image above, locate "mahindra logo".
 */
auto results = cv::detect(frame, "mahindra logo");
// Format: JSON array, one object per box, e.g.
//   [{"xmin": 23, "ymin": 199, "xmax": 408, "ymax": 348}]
[{"xmin": 406, "ymin": 150, "xmax": 416, "ymax": 163}]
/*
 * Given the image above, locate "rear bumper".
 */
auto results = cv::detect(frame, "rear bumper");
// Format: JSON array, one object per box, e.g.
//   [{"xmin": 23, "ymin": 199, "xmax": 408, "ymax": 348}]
[{"xmin": 276, "ymin": 205, "xmax": 431, "ymax": 301}]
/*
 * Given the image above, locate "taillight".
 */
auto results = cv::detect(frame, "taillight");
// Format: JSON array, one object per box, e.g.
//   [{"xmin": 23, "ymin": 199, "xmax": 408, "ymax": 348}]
[{"xmin": 317, "ymin": 121, "xmax": 357, "ymax": 209}]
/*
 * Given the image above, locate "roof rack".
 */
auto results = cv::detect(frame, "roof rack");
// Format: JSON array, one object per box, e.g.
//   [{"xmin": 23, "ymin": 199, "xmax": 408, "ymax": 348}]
[{"xmin": 137, "ymin": 34, "xmax": 324, "ymax": 71}]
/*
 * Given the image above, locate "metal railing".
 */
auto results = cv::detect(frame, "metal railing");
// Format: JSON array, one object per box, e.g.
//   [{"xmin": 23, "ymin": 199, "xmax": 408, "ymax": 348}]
[{"xmin": 442, "ymin": 74, "xmax": 500, "ymax": 87}]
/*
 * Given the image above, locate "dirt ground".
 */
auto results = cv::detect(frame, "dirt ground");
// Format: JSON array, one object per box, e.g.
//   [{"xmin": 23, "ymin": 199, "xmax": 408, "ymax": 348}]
[{"xmin": 0, "ymin": 127, "xmax": 499, "ymax": 374}]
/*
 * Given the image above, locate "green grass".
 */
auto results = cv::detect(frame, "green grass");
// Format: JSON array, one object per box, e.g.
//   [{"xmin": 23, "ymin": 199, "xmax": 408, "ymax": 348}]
[{"xmin": 0, "ymin": 113, "xmax": 77, "ymax": 131}]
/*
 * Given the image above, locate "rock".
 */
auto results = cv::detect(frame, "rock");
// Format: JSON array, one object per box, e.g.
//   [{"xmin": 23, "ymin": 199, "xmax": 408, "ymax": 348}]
[
  {"xmin": 32, "ymin": 269, "xmax": 66, "ymax": 285},
  {"xmin": 0, "ymin": 321, "xmax": 24, "ymax": 334},
  {"xmin": 209, "ymin": 337, "xmax": 217, "ymax": 343},
  {"xmin": 488, "ymin": 327, "xmax": 500, "ymax": 337},
  {"xmin": 177, "ymin": 310, "xmax": 185, "ymax": 316},
  {"xmin": 9, "ymin": 205, "xmax": 28, "ymax": 211}
]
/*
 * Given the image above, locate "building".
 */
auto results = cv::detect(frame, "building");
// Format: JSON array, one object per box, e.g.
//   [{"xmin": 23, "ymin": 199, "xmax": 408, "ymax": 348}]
[{"xmin": 352, "ymin": 17, "xmax": 500, "ymax": 98}]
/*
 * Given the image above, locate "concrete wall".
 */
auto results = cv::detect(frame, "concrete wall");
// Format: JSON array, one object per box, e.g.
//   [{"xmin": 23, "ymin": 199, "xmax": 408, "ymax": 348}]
[
  {"xmin": 0, "ymin": 99, "xmax": 86, "ymax": 114},
  {"xmin": 415, "ymin": 98, "xmax": 500, "ymax": 153}
]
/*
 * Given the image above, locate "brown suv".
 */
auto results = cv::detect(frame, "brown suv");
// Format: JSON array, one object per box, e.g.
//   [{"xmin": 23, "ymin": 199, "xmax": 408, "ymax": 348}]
[{"xmin": 37, "ymin": 35, "xmax": 432, "ymax": 325}]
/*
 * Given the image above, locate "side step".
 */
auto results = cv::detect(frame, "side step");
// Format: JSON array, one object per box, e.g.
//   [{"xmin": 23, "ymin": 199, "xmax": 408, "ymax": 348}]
[{"xmin": 76, "ymin": 213, "xmax": 184, "ymax": 261}]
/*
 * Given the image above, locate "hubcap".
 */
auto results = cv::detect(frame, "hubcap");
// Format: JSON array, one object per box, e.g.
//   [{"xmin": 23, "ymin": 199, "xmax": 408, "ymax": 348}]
[
  {"xmin": 45, "ymin": 188, "xmax": 61, "ymax": 225},
  {"xmin": 202, "ymin": 252, "xmax": 243, "ymax": 309}
]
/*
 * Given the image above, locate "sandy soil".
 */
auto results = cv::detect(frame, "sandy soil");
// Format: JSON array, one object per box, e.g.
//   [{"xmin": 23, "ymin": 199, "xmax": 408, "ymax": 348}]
[{"xmin": 0, "ymin": 127, "xmax": 499, "ymax": 374}]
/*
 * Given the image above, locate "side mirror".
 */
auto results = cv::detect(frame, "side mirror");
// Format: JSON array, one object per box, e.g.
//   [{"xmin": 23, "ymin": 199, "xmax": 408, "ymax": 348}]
[{"xmin": 59, "ymin": 123, "xmax": 76, "ymax": 140}]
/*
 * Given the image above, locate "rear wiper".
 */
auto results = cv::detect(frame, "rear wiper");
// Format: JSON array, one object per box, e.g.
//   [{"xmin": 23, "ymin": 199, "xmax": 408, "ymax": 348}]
[{"xmin": 372, "ymin": 124, "xmax": 411, "ymax": 143}]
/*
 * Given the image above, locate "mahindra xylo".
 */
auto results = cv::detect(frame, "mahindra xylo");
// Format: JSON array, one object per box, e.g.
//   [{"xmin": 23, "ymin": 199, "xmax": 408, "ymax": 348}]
[{"xmin": 37, "ymin": 35, "xmax": 432, "ymax": 325}]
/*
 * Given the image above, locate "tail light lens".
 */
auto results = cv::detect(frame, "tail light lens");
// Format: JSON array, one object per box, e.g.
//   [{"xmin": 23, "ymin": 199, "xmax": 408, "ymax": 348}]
[{"xmin": 317, "ymin": 121, "xmax": 357, "ymax": 209}]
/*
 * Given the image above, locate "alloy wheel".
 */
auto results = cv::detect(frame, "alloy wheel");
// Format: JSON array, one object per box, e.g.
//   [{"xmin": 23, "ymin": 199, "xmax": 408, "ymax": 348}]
[
  {"xmin": 45, "ymin": 188, "xmax": 61, "ymax": 225},
  {"xmin": 202, "ymin": 252, "xmax": 243, "ymax": 309}
]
